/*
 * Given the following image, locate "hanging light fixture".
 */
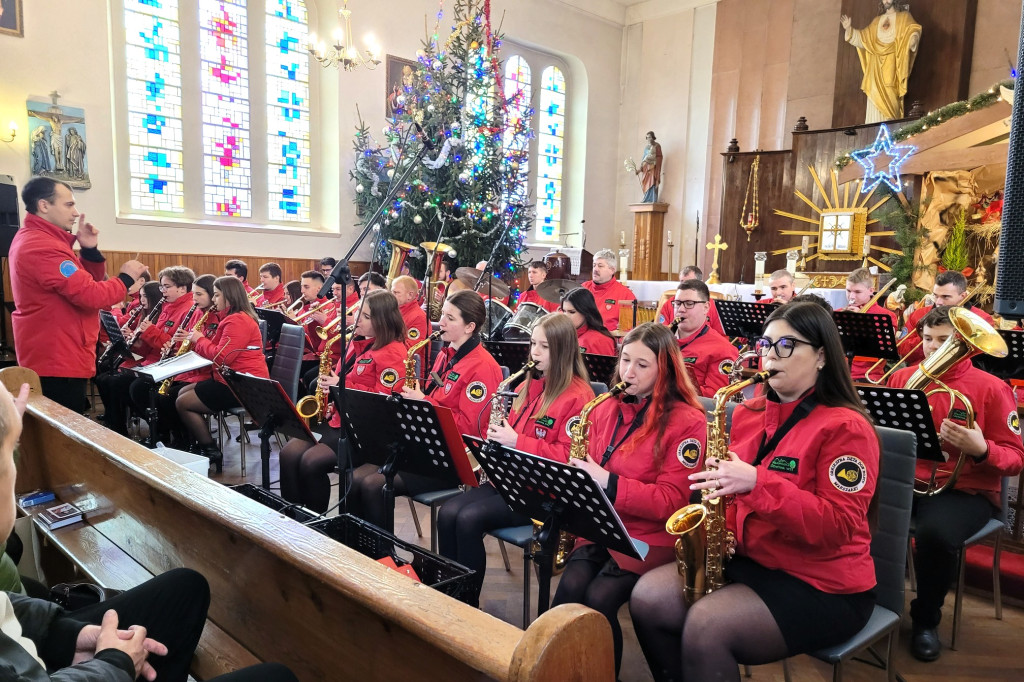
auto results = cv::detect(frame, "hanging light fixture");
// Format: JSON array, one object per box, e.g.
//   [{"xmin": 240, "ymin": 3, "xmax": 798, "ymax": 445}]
[{"xmin": 307, "ymin": 0, "xmax": 381, "ymax": 71}]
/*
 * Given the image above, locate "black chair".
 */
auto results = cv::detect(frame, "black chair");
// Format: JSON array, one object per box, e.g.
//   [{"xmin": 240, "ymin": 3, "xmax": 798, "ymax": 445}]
[
  {"xmin": 590, "ymin": 381, "xmax": 607, "ymax": 395},
  {"xmin": 697, "ymin": 395, "xmax": 736, "ymax": 432}
]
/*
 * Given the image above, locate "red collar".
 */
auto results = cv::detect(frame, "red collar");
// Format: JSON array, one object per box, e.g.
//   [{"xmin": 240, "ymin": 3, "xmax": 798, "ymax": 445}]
[{"xmin": 24, "ymin": 213, "xmax": 76, "ymax": 248}]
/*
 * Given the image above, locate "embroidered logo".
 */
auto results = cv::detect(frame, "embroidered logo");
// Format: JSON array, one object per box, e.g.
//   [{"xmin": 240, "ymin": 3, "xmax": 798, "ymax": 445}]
[
  {"xmin": 380, "ymin": 368, "xmax": 400, "ymax": 387},
  {"xmin": 683, "ymin": 355, "xmax": 697, "ymax": 364},
  {"xmin": 565, "ymin": 415, "xmax": 581, "ymax": 438},
  {"xmin": 466, "ymin": 381, "xmax": 487, "ymax": 403},
  {"xmin": 447, "ymin": 371, "xmax": 461, "ymax": 382},
  {"xmin": 1009, "ymin": 411, "xmax": 1021, "ymax": 436},
  {"xmin": 950, "ymin": 407, "xmax": 969, "ymax": 423},
  {"xmin": 444, "ymin": 382, "xmax": 454, "ymax": 395},
  {"xmin": 59, "ymin": 260, "xmax": 77, "ymax": 277},
  {"xmin": 408, "ymin": 328, "xmax": 420, "ymax": 340},
  {"xmin": 829, "ymin": 456, "xmax": 867, "ymax": 493},
  {"xmin": 605, "ymin": 299, "xmax": 615, "ymax": 311},
  {"xmin": 676, "ymin": 438, "xmax": 702, "ymax": 468},
  {"xmin": 357, "ymin": 358, "xmax": 372, "ymax": 364},
  {"xmin": 163, "ymin": 320, "xmax": 173, "ymax": 329},
  {"xmin": 535, "ymin": 427, "xmax": 548, "ymax": 438},
  {"xmin": 536, "ymin": 416, "xmax": 555, "ymax": 428},
  {"xmin": 767, "ymin": 456, "xmax": 799, "ymax": 474},
  {"xmin": 356, "ymin": 365, "xmax": 365, "ymax": 375},
  {"xmin": 718, "ymin": 359, "xmax": 734, "ymax": 376}
]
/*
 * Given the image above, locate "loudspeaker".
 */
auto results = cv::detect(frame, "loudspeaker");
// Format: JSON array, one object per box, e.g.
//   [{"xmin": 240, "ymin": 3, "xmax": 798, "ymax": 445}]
[
  {"xmin": 995, "ymin": 8, "xmax": 1024, "ymax": 319},
  {"xmin": 0, "ymin": 178, "xmax": 19, "ymax": 259}
]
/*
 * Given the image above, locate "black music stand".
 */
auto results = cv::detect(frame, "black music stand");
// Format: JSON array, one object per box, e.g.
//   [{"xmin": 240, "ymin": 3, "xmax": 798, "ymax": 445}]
[
  {"xmin": 715, "ymin": 300, "xmax": 778, "ymax": 341},
  {"xmin": 255, "ymin": 308, "xmax": 287, "ymax": 346},
  {"xmin": 483, "ymin": 340, "xmax": 530, "ymax": 370},
  {"xmin": 831, "ymin": 311, "xmax": 900, "ymax": 367},
  {"xmin": 221, "ymin": 369, "xmax": 315, "ymax": 489},
  {"xmin": 582, "ymin": 352, "xmax": 617, "ymax": 385},
  {"xmin": 98, "ymin": 310, "xmax": 130, "ymax": 372},
  {"xmin": 856, "ymin": 385, "xmax": 945, "ymax": 463},
  {"xmin": 468, "ymin": 437, "xmax": 648, "ymax": 617},
  {"xmin": 337, "ymin": 387, "xmax": 476, "ymax": 534},
  {"xmin": 973, "ymin": 329, "xmax": 1024, "ymax": 383}
]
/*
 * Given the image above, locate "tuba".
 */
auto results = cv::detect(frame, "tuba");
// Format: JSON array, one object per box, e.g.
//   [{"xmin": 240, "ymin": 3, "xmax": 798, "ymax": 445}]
[
  {"xmin": 421, "ymin": 241, "xmax": 453, "ymax": 322},
  {"xmin": 902, "ymin": 307, "xmax": 1007, "ymax": 496},
  {"xmin": 665, "ymin": 369, "xmax": 773, "ymax": 605},
  {"xmin": 386, "ymin": 239, "xmax": 415, "ymax": 287}
]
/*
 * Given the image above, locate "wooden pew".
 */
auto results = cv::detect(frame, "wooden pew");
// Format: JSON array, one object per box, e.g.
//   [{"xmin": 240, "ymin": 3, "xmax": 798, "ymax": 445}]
[{"xmin": 3, "ymin": 367, "xmax": 613, "ymax": 681}]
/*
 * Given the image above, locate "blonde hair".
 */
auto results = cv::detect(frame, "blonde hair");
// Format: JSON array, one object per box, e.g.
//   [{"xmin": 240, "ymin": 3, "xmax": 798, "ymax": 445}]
[
  {"xmin": 392, "ymin": 275, "xmax": 419, "ymax": 295},
  {"xmin": 847, "ymin": 267, "xmax": 873, "ymax": 286},
  {"xmin": 512, "ymin": 313, "xmax": 591, "ymax": 418}
]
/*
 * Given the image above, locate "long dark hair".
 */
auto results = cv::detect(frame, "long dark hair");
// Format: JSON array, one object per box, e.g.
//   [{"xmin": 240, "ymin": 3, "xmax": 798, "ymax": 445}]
[
  {"xmin": 561, "ymin": 288, "xmax": 614, "ymax": 340},
  {"xmin": 140, "ymin": 281, "xmax": 162, "ymax": 309},
  {"xmin": 611, "ymin": 323, "xmax": 702, "ymax": 467},
  {"xmin": 360, "ymin": 289, "xmax": 406, "ymax": 349},
  {"xmin": 214, "ymin": 276, "xmax": 258, "ymax": 322},
  {"xmin": 759, "ymin": 302, "xmax": 870, "ymax": 420}
]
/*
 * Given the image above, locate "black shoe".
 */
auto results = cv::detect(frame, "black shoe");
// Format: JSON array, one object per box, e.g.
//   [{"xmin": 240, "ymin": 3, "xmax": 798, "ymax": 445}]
[
  {"xmin": 199, "ymin": 443, "xmax": 223, "ymax": 474},
  {"xmin": 911, "ymin": 624, "xmax": 941, "ymax": 662}
]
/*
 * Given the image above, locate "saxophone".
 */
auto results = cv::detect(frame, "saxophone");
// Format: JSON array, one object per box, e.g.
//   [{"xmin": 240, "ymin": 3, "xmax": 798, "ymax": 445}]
[
  {"xmin": 157, "ymin": 306, "xmax": 212, "ymax": 395},
  {"xmin": 551, "ymin": 381, "xmax": 629, "ymax": 573},
  {"xmin": 295, "ymin": 332, "xmax": 341, "ymax": 424},
  {"xmin": 404, "ymin": 330, "xmax": 442, "ymax": 390},
  {"xmin": 665, "ymin": 369, "xmax": 773, "ymax": 605},
  {"xmin": 488, "ymin": 360, "xmax": 536, "ymax": 430}
]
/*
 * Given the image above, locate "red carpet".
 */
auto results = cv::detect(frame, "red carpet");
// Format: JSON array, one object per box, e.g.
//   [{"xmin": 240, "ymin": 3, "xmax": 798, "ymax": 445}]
[{"xmin": 964, "ymin": 544, "xmax": 1024, "ymax": 603}]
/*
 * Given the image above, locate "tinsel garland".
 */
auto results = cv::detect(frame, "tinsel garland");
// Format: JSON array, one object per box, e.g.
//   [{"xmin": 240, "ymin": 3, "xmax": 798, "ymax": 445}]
[{"xmin": 835, "ymin": 79, "xmax": 1015, "ymax": 169}]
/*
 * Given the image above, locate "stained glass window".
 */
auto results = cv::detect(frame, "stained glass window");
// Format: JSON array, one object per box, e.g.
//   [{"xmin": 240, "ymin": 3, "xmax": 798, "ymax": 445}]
[
  {"xmin": 266, "ymin": 0, "xmax": 310, "ymax": 222},
  {"xmin": 124, "ymin": 0, "xmax": 184, "ymax": 212},
  {"xmin": 536, "ymin": 66, "xmax": 565, "ymax": 241},
  {"xmin": 503, "ymin": 56, "xmax": 531, "ymax": 209},
  {"xmin": 200, "ymin": 0, "xmax": 251, "ymax": 217}
]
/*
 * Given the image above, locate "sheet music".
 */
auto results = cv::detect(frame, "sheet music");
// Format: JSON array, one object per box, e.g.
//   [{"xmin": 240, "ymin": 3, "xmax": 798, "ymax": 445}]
[{"xmin": 130, "ymin": 351, "xmax": 213, "ymax": 382}]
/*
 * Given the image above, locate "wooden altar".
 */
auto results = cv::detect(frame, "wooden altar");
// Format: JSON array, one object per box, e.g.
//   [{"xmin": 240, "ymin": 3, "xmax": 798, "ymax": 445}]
[{"xmin": 630, "ymin": 202, "xmax": 668, "ymax": 280}]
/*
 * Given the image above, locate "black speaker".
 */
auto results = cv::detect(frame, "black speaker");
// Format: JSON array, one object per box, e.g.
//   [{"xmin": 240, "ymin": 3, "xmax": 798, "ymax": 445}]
[
  {"xmin": 994, "ymin": 3, "xmax": 1024, "ymax": 319},
  {"xmin": 0, "ymin": 178, "xmax": 19, "ymax": 259}
]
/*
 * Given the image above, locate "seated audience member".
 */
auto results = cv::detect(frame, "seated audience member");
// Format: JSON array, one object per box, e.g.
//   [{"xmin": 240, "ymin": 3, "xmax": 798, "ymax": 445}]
[
  {"xmin": 670, "ymin": 280, "xmax": 738, "ymax": 398},
  {"xmin": 516, "ymin": 261, "xmax": 559, "ymax": 312},
  {"xmin": 0, "ymin": 381, "xmax": 297, "ymax": 682},
  {"xmin": 560, "ymin": 287, "xmax": 617, "ymax": 356},
  {"xmin": 839, "ymin": 268, "xmax": 897, "ymax": 382},
  {"xmin": 762, "ymin": 269, "xmax": 795, "ymax": 305},
  {"xmin": 581, "ymin": 249, "xmax": 636, "ymax": 332}
]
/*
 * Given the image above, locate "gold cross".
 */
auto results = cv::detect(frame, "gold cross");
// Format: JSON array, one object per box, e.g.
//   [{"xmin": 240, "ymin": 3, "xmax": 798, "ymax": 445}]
[{"xmin": 706, "ymin": 234, "xmax": 728, "ymax": 284}]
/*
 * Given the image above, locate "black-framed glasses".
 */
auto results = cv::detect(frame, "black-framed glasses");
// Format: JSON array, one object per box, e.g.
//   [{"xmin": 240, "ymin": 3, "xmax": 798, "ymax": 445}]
[
  {"xmin": 753, "ymin": 336, "xmax": 815, "ymax": 358},
  {"xmin": 671, "ymin": 299, "xmax": 707, "ymax": 310}
]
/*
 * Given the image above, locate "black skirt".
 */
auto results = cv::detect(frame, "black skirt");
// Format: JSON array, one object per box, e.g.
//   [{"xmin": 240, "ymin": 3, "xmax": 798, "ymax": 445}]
[
  {"xmin": 724, "ymin": 556, "xmax": 875, "ymax": 655},
  {"xmin": 194, "ymin": 379, "xmax": 241, "ymax": 413}
]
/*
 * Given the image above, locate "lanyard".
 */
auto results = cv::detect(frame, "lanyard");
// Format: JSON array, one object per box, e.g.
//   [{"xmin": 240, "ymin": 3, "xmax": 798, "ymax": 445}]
[
  {"xmin": 753, "ymin": 394, "xmax": 818, "ymax": 467},
  {"xmin": 425, "ymin": 337, "xmax": 479, "ymax": 395},
  {"xmin": 677, "ymin": 324, "xmax": 710, "ymax": 350},
  {"xmin": 510, "ymin": 389, "xmax": 544, "ymax": 430},
  {"xmin": 601, "ymin": 400, "xmax": 650, "ymax": 465}
]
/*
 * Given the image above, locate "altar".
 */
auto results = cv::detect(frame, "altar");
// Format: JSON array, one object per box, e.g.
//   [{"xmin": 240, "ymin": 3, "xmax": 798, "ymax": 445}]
[{"xmin": 626, "ymin": 279, "xmax": 848, "ymax": 310}]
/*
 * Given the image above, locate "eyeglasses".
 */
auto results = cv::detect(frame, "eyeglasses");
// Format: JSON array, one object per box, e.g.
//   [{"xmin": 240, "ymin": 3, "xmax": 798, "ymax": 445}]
[
  {"xmin": 158, "ymin": 283, "xmax": 175, "ymax": 290},
  {"xmin": 753, "ymin": 336, "xmax": 815, "ymax": 358},
  {"xmin": 671, "ymin": 299, "xmax": 707, "ymax": 310}
]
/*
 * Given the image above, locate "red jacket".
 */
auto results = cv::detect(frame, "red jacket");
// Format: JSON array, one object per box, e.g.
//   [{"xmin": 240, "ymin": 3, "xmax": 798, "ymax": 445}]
[
  {"xmin": 659, "ymin": 298, "xmax": 725, "ymax": 336},
  {"xmin": 676, "ymin": 323, "xmax": 738, "ymax": 398},
  {"xmin": 193, "ymin": 311, "xmax": 269, "ymax": 385},
  {"xmin": 138, "ymin": 295, "xmax": 196, "ymax": 363},
  {"xmin": 424, "ymin": 339, "xmax": 502, "ymax": 438},
  {"xmin": 577, "ymin": 325, "xmax": 617, "ymax": 356},
  {"xmin": 175, "ymin": 308, "xmax": 222, "ymax": 384},
  {"xmin": 889, "ymin": 362, "xmax": 1024, "ymax": 507},
  {"xmin": 899, "ymin": 303, "xmax": 995, "ymax": 368},
  {"xmin": 400, "ymin": 300, "xmax": 430, "ymax": 370},
  {"xmin": 729, "ymin": 395, "xmax": 878, "ymax": 593},
  {"xmin": 517, "ymin": 288, "xmax": 559, "ymax": 313},
  {"xmin": 839, "ymin": 303, "xmax": 898, "ymax": 382},
  {"xmin": 508, "ymin": 376, "xmax": 594, "ymax": 463},
  {"xmin": 328, "ymin": 338, "xmax": 408, "ymax": 428},
  {"xmin": 10, "ymin": 214, "xmax": 130, "ymax": 378},
  {"xmin": 300, "ymin": 298, "xmax": 333, "ymax": 359},
  {"xmin": 584, "ymin": 395, "xmax": 707, "ymax": 574},
  {"xmin": 261, "ymin": 284, "xmax": 286, "ymax": 307},
  {"xmin": 582, "ymin": 278, "xmax": 636, "ymax": 332}
]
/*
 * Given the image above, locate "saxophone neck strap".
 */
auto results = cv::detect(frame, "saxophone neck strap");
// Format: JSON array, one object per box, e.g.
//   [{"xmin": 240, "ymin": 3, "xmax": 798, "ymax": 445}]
[
  {"xmin": 602, "ymin": 399, "xmax": 651, "ymax": 466},
  {"xmin": 753, "ymin": 394, "xmax": 818, "ymax": 468}
]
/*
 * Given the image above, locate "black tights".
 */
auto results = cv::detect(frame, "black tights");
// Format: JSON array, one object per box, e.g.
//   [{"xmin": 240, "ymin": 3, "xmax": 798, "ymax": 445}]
[
  {"xmin": 279, "ymin": 440, "xmax": 337, "ymax": 513},
  {"xmin": 550, "ymin": 547, "xmax": 640, "ymax": 675},
  {"xmin": 436, "ymin": 484, "xmax": 529, "ymax": 607},
  {"xmin": 629, "ymin": 563, "xmax": 787, "ymax": 682}
]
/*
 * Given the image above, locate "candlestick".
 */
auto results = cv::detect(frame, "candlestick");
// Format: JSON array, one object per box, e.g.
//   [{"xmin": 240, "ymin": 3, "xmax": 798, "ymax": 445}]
[
  {"xmin": 667, "ymin": 229, "xmax": 673, "ymax": 245},
  {"xmin": 620, "ymin": 230, "xmax": 626, "ymax": 244},
  {"xmin": 862, "ymin": 234, "xmax": 871, "ymax": 267}
]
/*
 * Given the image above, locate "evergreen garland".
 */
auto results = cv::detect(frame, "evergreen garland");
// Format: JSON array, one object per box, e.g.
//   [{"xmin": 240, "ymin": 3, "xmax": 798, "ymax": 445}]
[
  {"xmin": 876, "ymin": 189, "xmax": 928, "ymax": 303},
  {"xmin": 942, "ymin": 207, "xmax": 970, "ymax": 273}
]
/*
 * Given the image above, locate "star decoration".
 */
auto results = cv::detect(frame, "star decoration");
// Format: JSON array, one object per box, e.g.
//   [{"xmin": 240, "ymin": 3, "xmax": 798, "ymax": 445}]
[{"xmin": 850, "ymin": 124, "xmax": 915, "ymax": 193}]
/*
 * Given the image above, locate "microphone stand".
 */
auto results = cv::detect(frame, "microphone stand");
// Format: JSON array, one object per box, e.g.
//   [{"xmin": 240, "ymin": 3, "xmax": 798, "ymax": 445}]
[{"xmin": 473, "ymin": 205, "xmax": 521, "ymax": 314}]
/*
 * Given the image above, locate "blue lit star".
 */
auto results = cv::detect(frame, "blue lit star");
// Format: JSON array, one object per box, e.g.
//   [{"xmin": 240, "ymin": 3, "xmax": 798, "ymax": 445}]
[{"xmin": 850, "ymin": 124, "xmax": 915, "ymax": 193}]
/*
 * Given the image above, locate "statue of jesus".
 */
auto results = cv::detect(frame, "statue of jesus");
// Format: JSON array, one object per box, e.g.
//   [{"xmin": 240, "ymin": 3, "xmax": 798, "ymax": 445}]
[{"xmin": 841, "ymin": 1, "xmax": 922, "ymax": 123}]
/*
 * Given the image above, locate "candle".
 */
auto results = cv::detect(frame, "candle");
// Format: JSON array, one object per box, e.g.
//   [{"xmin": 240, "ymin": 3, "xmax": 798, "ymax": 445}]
[
  {"xmin": 801, "ymin": 236, "xmax": 809, "ymax": 253},
  {"xmin": 620, "ymin": 230, "xmax": 626, "ymax": 244},
  {"xmin": 863, "ymin": 234, "xmax": 871, "ymax": 255},
  {"xmin": 667, "ymin": 230, "xmax": 673, "ymax": 244}
]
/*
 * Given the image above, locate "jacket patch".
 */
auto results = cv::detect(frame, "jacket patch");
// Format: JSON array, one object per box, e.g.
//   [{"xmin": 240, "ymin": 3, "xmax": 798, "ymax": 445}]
[
  {"xmin": 444, "ymin": 382, "xmax": 454, "ymax": 394},
  {"xmin": 676, "ymin": 438, "xmax": 701, "ymax": 468},
  {"xmin": 1008, "ymin": 411, "xmax": 1020, "ymax": 435},
  {"xmin": 604, "ymin": 299, "xmax": 615, "ymax": 311},
  {"xmin": 950, "ymin": 407, "xmax": 969, "ymax": 422},
  {"xmin": 59, "ymin": 260, "xmax": 77, "ymax": 277},
  {"xmin": 767, "ymin": 456, "xmax": 799, "ymax": 474},
  {"xmin": 536, "ymin": 416, "xmax": 555, "ymax": 428},
  {"xmin": 356, "ymin": 365, "xmax": 365, "ymax": 375},
  {"xmin": 535, "ymin": 426, "xmax": 548, "ymax": 439},
  {"xmin": 408, "ymin": 327, "xmax": 420, "ymax": 340},
  {"xmin": 683, "ymin": 356, "xmax": 697, "ymax": 364},
  {"xmin": 380, "ymin": 368, "xmax": 400, "ymax": 387},
  {"xmin": 466, "ymin": 381, "xmax": 487, "ymax": 403},
  {"xmin": 357, "ymin": 358, "xmax": 373, "ymax": 364},
  {"xmin": 565, "ymin": 415, "xmax": 581, "ymax": 438},
  {"xmin": 447, "ymin": 371, "xmax": 461, "ymax": 382},
  {"xmin": 718, "ymin": 359, "xmax": 734, "ymax": 376},
  {"xmin": 829, "ymin": 456, "xmax": 867, "ymax": 493}
]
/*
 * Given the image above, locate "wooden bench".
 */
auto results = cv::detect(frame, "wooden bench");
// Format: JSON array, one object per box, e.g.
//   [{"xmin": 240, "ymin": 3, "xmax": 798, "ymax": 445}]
[{"xmin": 3, "ymin": 367, "xmax": 613, "ymax": 681}]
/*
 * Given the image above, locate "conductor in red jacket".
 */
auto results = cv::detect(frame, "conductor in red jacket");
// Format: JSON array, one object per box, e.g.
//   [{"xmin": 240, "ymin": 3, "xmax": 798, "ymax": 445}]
[{"xmin": 9, "ymin": 178, "xmax": 147, "ymax": 411}]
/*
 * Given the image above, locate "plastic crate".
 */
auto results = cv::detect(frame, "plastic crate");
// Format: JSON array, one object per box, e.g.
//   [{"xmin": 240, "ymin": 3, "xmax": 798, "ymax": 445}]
[
  {"xmin": 309, "ymin": 514, "xmax": 475, "ymax": 603},
  {"xmin": 230, "ymin": 484, "xmax": 318, "ymax": 524}
]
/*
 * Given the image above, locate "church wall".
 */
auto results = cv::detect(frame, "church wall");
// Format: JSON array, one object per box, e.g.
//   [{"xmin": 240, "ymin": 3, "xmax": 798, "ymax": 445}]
[
  {"xmin": 0, "ymin": 0, "xmax": 625, "ymax": 265},
  {"xmin": 969, "ymin": 0, "xmax": 1023, "ymax": 94}
]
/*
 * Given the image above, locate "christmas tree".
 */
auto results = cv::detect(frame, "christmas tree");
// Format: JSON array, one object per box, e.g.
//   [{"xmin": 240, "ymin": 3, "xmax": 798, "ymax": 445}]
[{"xmin": 348, "ymin": 0, "xmax": 533, "ymax": 294}]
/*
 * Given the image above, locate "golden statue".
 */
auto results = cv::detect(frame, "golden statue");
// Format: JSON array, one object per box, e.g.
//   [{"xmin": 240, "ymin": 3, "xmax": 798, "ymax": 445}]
[{"xmin": 841, "ymin": 1, "xmax": 922, "ymax": 123}]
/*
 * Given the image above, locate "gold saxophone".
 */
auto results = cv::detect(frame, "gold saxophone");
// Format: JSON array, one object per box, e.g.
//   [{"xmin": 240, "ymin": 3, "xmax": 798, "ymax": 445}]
[
  {"xmin": 404, "ymin": 330, "xmax": 442, "ymax": 390},
  {"xmin": 296, "ymin": 332, "xmax": 342, "ymax": 424},
  {"xmin": 551, "ymin": 381, "xmax": 629, "ymax": 573},
  {"xmin": 488, "ymin": 360, "xmax": 536, "ymax": 430},
  {"xmin": 157, "ymin": 306, "xmax": 213, "ymax": 395},
  {"xmin": 665, "ymin": 370, "xmax": 772, "ymax": 605}
]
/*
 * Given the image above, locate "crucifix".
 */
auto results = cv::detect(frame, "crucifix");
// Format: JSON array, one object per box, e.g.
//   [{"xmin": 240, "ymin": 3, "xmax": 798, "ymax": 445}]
[{"xmin": 706, "ymin": 233, "xmax": 728, "ymax": 285}]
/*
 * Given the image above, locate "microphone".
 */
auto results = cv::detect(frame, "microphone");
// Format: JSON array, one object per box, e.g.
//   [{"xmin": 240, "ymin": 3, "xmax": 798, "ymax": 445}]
[
  {"xmin": 412, "ymin": 122, "xmax": 434, "ymax": 151},
  {"xmin": 319, "ymin": 260, "xmax": 350, "ymax": 299}
]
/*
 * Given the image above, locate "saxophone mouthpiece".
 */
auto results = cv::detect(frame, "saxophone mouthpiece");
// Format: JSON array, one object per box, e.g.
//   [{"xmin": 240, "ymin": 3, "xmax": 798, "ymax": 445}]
[{"xmin": 610, "ymin": 381, "xmax": 630, "ymax": 394}]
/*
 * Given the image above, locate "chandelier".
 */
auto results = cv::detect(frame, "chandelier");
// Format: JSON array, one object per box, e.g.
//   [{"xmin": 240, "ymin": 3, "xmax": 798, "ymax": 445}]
[{"xmin": 307, "ymin": 0, "xmax": 381, "ymax": 71}]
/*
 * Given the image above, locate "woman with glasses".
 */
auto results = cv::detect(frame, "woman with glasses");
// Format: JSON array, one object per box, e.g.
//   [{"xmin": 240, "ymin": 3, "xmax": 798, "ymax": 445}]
[
  {"xmin": 277, "ymin": 290, "xmax": 408, "ymax": 513},
  {"xmin": 670, "ymin": 280, "xmax": 738, "ymax": 398},
  {"xmin": 560, "ymin": 287, "xmax": 617, "ymax": 356},
  {"xmin": 630, "ymin": 302, "xmax": 879, "ymax": 682}
]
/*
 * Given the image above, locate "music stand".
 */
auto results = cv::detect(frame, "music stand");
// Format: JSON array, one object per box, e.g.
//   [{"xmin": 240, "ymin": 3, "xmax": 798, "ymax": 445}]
[
  {"xmin": 832, "ymin": 311, "xmax": 900, "ymax": 366},
  {"xmin": 483, "ymin": 340, "xmax": 530, "ymax": 370},
  {"xmin": 856, "ymin": 385, "xmax": 945, "ymax": 463},
  {"xmin": 255, "ymin": 308, "xmax": 287, "ymax": 346},
  {"xmin": 582, "ymin": 352, "xmax": 617, "ymax": 385},
  {"xmin": 336, "ymin": 387, "xmax": 476, "ymax": 534},
  {"xmin": 98, "ymin": 310, "xmax": 130, "ymax": 372},
  {"xmin": 221, "ymin": 369, "xmax": 315, "ymax": 489},
  {"xmin": 715, "ymin": 300, "xmax": 778, "ymax": 341},
  {"xmin": 468, "ymin": 437, "xmax": 648, "ymax": 617},
  {"xmin": 972, "ymin": 329, "xmax": 1024, "ymax": 383}
]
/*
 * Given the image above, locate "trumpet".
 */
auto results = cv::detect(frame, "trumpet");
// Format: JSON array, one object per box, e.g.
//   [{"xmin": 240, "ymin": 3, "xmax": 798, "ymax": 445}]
[
  {"xmin": 290, "ymin": 299, "xmax": 326, "ymax": 323},
  {"xmin": 317, "ymin": 302, "xmax": 360, "ymax": 339},
  {"xmin": 247, "ymin": 285, "xmax": 265, "ymax": 301}
]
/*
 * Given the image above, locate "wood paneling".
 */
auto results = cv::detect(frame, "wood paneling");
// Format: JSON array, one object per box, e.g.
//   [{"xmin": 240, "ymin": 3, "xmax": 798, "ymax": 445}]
[
  {"xmin": 100, "ymin": 252, "xmax": 370, "ymax": 286},
  {"xmin": 832, "ymin": 1, "xmax": 978, "ymax": 129}
]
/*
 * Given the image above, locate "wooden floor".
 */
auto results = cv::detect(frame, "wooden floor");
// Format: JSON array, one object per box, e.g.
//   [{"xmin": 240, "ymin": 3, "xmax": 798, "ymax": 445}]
[{"xmin": 117, "ymin": 412, "xmax": 1024, "ymax": 681}]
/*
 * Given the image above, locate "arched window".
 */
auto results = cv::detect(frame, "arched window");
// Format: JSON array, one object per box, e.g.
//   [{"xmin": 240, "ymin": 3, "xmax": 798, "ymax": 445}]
[
  {"xmin": 503, "ymin": 56, "xmax": 531, "ymax": 207},
  {"xmin": 535, "ymin": 65, "xmax": 565, "ymax": 242},
  {"xmin": 118, "ymin": 0, "xmax": 313, "ymax": 225}
]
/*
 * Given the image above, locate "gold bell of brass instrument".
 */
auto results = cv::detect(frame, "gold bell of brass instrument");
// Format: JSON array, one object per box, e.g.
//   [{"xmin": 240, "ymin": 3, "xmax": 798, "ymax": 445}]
[
  {"xmin": 386, "ymin": 239, "xmax": 415, "ymax": 287},
  {"xmin": 296, "ymin": 331, "xmax": 343, "ymax": 424},
  {"xmin": 421, "ymin": 241, "xmax": 453, "ymax": 322},
  {"xmin": 317, "ymin": 302, "xmax": 360, "ymax": 340},
  {"xmin": 291, "ymin": 300, "xmax": 327, "ymax": 324},
  {"xmin": 247, "ymin": 285, "xmax": 265, "ymax": 301},
  {"xmin": 902, "ymin": 307, "xmax": 1007, "ymax": 496}
]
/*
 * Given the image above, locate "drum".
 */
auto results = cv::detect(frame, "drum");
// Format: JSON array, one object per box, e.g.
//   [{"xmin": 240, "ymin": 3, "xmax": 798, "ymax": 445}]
[
  {"xmin": 481, "ymin": 299, "xmax": 514, "ymax": 340},
  {"xmin": 544, "ymin": 251, "xmax": 572, "ymax": 280},
  {"xmin": 503, "ymin": 302, "xmax": 548, "ymax": 341}
]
